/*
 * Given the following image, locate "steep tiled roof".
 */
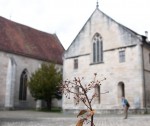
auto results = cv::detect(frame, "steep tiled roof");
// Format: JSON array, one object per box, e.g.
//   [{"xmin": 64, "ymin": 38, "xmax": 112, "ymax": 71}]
[{"xmin": 0, "ymin": 16, "xmax": 65, "ymax": 64}]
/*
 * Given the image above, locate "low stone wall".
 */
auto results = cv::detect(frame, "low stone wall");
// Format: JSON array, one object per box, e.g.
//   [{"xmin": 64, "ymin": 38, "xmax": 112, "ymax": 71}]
[{"xmin": 63, "ymin": 108, "xmax": 150, "ymax": 115}]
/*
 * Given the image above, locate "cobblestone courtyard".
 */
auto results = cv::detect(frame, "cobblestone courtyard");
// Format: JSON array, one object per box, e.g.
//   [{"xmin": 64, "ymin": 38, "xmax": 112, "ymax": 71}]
[{"xmin": 0, "ymin": 111, "xmax": 150, "ymax": 126}]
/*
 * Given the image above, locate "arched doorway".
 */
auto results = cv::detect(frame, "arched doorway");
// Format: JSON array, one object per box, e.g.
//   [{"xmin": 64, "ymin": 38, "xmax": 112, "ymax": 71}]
[{"xmin": 118, "ymin": 82, "xmax": 125, "ymax": 100}]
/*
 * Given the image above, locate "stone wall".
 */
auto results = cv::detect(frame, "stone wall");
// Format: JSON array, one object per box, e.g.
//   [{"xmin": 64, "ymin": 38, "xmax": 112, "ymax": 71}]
[
  {"xmin": 63, "ymin": 45, "xmax": 144, "ymax": 110},
  {"xmin": 63, "ymin": 9, "xmax": 145, "ymax": 111}
]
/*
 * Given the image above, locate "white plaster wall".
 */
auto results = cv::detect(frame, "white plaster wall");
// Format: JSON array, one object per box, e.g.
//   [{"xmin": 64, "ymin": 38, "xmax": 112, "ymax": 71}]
[
  {"xmin": 5, "ymin": 58, "xmax": 15, "ymax": 109},
  {"xmin": 143, "ymin": 46, "xmax": 150, "ymax": 107},
  {"xmin": 143, "ymin": 46, "xmax": 150, "ymax": 70},
  {"xmin": 0, "ymin": 51, "xmax": 63, "ymax": 109},
  {"xmin": 0, "ymin": 52, "xmax": 9, "ymax": 108}
]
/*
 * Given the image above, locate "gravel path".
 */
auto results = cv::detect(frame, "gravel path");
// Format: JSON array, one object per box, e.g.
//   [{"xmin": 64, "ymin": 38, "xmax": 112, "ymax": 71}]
[{"xmin": 0, "ymin": 110, "xmax": 150, "ymax": 126}]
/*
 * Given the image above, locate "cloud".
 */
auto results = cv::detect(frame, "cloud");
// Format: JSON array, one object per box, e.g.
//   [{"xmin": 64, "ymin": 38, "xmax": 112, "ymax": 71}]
[{"xmin": 0, "ymin": 0, "xmax": 150, "ymax": 49}]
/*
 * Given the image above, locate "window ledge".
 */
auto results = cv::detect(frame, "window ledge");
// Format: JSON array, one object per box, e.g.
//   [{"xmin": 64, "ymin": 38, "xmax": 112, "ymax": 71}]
[{"xmin": 90, "ymin": 62, "xmax": 104, "ymax": 65}]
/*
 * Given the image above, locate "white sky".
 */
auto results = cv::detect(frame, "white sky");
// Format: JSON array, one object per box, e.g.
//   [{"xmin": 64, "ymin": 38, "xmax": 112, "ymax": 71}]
[{"xmin": 0, "ymin": 0, "xmax": 150, "ymax": 49}]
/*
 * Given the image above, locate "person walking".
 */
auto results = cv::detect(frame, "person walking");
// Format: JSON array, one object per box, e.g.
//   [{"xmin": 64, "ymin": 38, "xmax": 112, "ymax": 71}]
[{"xmin": 121, "ymin": 96, "xmax": 130, "ymax": 119}]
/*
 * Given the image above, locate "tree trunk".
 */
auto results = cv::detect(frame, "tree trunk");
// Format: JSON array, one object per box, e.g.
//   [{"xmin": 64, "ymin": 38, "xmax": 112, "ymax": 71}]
[{"xmin": 91, "ymin": 115, "xmax": 94, "ymax": 126}]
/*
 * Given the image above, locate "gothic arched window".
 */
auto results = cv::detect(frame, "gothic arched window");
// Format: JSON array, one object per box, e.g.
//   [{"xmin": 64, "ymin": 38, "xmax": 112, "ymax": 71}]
[
  {"xmin": 95, "ymin": 85, "xmax": 100, "ymax": 104},
  {"xmin": 74, "ymin": 86, "xmax": 79, "ymax": 105},
  {"xmin": 92, "ymin": 33, "xmax": 103, "ymax": 63},
  {"xmin": 19, "ymin": 69, "xmax": 28, "ymax": 100}
]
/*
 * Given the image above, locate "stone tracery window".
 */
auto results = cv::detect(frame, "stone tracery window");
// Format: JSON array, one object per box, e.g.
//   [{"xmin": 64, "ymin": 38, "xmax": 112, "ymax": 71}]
[
  {"xmin": 19, "ymin": 69, "xmax": 28, "ymax": 100},
  {"xmin": 92, "ymin": 33, "xmax": 103, "ymax": 63}
]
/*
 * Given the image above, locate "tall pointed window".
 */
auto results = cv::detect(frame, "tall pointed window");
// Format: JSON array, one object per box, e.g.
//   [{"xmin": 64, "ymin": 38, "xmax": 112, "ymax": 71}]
[
  {"xmin": 95, "ymin": 85, "xmax": 100, "ymax": 104},
  {"xmin": 92, "ymin": 33, "xmax": 103, "ymax": 63},
  {"xmin": 74, "ymin": 86, "xmax": 79, "ymax": 105},
  {"xmin": 19, "ymin": 69, "xmax": 28, "ymax": 100}
]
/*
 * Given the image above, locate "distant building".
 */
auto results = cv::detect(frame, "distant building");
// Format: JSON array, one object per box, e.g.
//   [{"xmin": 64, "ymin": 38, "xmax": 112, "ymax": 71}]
[
  {"xmin": 0, "ymin": 16, "xmax": 64, "ymax": 109},
  {"xmin": 63, "ymin": 5, "xmax": 150, "ymax": 114}
]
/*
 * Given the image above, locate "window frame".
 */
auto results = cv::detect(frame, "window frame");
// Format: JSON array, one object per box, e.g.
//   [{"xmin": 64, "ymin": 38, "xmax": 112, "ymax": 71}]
[
  {"xmin": 119, "ymin": 50, "xmax": 125, "ymax": 63},
  {"xmin": 92, "ymin": 33, "xmax": 103, "ymax": 64},
  {"xmin": 74, "ymin": 59, "xmax": 78, "ymax": 69}
]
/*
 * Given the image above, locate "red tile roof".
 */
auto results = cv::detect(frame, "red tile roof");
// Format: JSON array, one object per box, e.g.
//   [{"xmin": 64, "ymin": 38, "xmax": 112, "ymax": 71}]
[{"xmin": 0, "ymin": 16, "xmax": 65, "ymax": 64}]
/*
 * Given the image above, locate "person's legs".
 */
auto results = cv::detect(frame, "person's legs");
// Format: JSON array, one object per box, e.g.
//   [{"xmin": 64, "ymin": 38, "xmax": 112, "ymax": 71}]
[{"xmin": 124, "ymin": 106, "xmax": 128, "ymax": 119}]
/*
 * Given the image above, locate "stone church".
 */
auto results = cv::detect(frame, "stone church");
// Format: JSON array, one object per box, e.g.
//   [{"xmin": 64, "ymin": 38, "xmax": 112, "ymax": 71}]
[
  {"xmin": 63, "ymin": 4, "xmax": 150, "ymax": 114},
  {"xmin": 0, "ymin": 16, "xmax": 64, "ymax": 109}
]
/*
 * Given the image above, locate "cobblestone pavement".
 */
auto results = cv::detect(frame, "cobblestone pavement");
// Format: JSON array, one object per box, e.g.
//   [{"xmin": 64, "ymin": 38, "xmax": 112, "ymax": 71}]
[{"xmin": 0, "ymin": 111, "xmax": 150, "ymax": 126}]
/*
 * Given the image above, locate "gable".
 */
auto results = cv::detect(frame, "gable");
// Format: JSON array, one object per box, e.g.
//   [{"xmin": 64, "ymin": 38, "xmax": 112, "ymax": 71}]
[
  {"xmin": 0, "ymin": 16, "xmax": 65, "ymax": 64},
  {"xmin": 65, "ymin": 8, "xmax": 143, "ymax": 58}
]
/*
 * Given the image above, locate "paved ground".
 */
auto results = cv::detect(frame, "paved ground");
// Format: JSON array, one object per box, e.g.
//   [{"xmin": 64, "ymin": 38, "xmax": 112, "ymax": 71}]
[{"xmin": 0, "ymin": 110, "xmax": 150, "ymax": 126}]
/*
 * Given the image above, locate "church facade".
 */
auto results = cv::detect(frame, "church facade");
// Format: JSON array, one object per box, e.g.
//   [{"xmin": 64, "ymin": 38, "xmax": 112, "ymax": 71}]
[
  {"xmin": 63, "ymin": 6, "xmax": 150, "ymax": 113},
  {"xmin": 0, "ymin": 16, "xmax": 64, "ymax": 109}
]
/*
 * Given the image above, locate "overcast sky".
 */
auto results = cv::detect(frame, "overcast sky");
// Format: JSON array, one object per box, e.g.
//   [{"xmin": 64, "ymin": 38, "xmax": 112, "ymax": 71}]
[{"xmin": 0, "ymin": 0, "xmax": 150, "ymax": 49}]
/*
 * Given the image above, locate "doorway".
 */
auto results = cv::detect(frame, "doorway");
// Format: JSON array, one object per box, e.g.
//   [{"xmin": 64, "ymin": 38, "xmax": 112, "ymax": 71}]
[{"xmin": 118, "ymin": 82, "xmax": 125, "ymax": 100}]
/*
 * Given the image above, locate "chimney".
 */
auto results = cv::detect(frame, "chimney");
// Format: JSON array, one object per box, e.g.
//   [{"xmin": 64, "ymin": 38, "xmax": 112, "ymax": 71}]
[{"xmin": 145, "ymin": 31, "xmax": 148, "ymax": 42}]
